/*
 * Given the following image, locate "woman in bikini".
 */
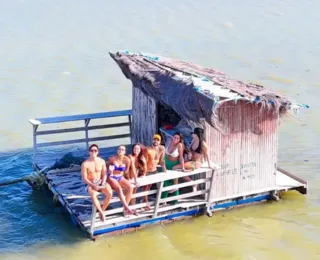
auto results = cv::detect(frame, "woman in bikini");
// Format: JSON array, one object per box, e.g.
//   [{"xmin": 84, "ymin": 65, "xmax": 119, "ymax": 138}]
[
  {"xmin": 127, "ymin": 143, "xmax": 147, "ymax": 205},
  {"xmin": 161, "ymin": 132, "xmax": 187, "ymax": 199},
  {"xmin": 107, "ymin": 145, "xmax": 138, "ymax": 216},
  {"xmin": 172, "ymin": 128, "xmax": 212, "ymax": 191}
]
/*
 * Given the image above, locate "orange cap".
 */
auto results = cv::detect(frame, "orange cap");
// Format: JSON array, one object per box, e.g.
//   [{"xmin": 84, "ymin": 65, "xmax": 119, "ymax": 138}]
[{"xmin": 153, "ymin": 134, "xmax": 161, "ymax": 141}]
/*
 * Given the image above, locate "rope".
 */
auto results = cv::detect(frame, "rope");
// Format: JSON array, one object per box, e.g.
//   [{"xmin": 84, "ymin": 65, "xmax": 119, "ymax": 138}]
[
  {"xmin": 0, "ymin": 177, "xmax": 29, "ymax": 187},
  {"xmin": 0, "ymin": 167, "xmax": 48, "ymax": 188}
]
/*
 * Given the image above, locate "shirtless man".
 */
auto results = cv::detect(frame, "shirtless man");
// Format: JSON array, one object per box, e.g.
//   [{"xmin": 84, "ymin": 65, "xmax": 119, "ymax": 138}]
[
  {"xmin": 81, "ymin": 144, "xmax": 112, "ymax": 222},
  {"xmin": 142, "ymin": 134, "xmax": 166, "ymax": 209}
]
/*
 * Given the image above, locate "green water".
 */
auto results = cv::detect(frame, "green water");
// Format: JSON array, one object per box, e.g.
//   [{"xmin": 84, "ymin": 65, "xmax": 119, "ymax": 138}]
[{"xmin": 0, "ymin": 0, "xmax": 319, "ymax": 259}]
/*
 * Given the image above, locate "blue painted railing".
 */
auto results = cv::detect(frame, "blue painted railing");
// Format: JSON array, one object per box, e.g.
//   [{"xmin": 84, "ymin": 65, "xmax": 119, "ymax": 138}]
[{"xmin": 29, "ymin": 110, "xmax": 132, "ymax": 166}]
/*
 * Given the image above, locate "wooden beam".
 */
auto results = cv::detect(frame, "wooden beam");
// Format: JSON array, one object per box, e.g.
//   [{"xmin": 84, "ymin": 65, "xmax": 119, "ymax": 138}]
[
  {"xmin": 160, "ymin": 190, "xmax": 208, "ymax": 204},
  {"xmin": 153, "ymin": 181, "xmax": 164, "ymax": 218},
  {"xmin": 210, "ymin": 186, "xmax": 279, "ymax": 203},
  {"xmin": 277, "ymin": 167, "xmax": 307, "ymax": 185},
  {"xmin": 32, "ymin": 125, "xmax": 38, "ymax": 168},
  {"xmin": 128, "ymin": 115, "xmax": 132, "ymax": 145},
  {"xmin": 161, "ymin": 178, "xmax": 210, "ymax": 192},
  {"xmin": 205, "ymin": 170, "xmax": 215, "ymax": 216},
  {"xmin": 35, "ymin": 122, "xmax": 130, "ymax": 136},
  {"xmin": 90, "ymin": 205, "xmax": 97, "ymax": 235},
  {"xmin": 29, "ymin": 109, "xmax": 132, "ymax": 125},
  {"xmin": 85, "ymin": 119, "xmax": 90, "ymax": 150},
  {"xmin": 105, "ymin": 202, "xmax": 155, "ymax": 216},
  {"xmin": 36, "ymin": 134, "xmax": 131, "ymax": 148},
  {"xmin": 64, "ymin": 189, "xmax": 158, "ymax": 200},
  {"xmin": 137, "ymin": 168, "xmax": 211, "ymax": 186}
]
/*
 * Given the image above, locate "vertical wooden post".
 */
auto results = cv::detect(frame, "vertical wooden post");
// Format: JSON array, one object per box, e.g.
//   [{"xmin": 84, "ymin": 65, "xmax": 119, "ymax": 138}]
[
  {"xmin": 153, "ymin": 181, "xmax": 164, "ymax": 218},
  {"xmin": 128, "ymin": 115, "xmax": 132, "ymax": 145},
  {"xmin": 32, "ymin": 125, "xmax": 38, "ymax": 169},
  {"xmin": 85, "ymin": 119, "xmax": 90, "ymax": 149},
  {"xmin": 205, "ymin": 169, "xmax": 215, "ymax": 217},
  {"xmin": 90, "ymin": 204, "xmax": 97, "ymax": 236}
]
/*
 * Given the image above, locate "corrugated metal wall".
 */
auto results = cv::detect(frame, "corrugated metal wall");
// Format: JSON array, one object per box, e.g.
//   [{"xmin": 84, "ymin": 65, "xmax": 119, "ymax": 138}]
[
  {"xmin": 132, "ymin": 87, "xmax": 157, "ymax": 146},
  {"xmin": 205, "ymin": 101, "xmax": 279, "ymax": 198}
]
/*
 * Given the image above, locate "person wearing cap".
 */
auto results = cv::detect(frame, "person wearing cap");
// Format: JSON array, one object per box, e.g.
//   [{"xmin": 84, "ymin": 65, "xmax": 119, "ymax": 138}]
[{"xmin": 141, "ymin": 133, "xmax": 166, "ymax": 210}]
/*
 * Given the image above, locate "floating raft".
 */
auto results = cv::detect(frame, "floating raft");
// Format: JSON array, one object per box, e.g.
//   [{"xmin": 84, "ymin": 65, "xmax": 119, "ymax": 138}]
[
  {"xmin": 29, "ymin": 110, "xmax": 308, "ymax": 240},
  {"xmin": 35, "ymin": 146, "xmax": 307, "ymax": 239}
]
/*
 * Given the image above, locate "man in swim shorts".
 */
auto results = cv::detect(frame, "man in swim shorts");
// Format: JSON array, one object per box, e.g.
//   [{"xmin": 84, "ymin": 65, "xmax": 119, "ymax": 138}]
[
  {"xmin": 145, "ymin": 134, "xmax": 166, "ymax": 175},
  {"xmin": 81, "ymin": 144, "xmax": 112, "ymax": 222},
  {"xmin": 141, "ymin": 134, "xmax": 167, "ymax": 209}
]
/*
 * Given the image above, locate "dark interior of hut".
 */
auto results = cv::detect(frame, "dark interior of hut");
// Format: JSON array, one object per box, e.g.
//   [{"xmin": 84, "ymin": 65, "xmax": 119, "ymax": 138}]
[
  {"xmin": 157, "ymin": 103, "xmax": 182, "ymax": 130},
  {"xmin": 156, "ymin": 102, "xmax": 197, "ymax": 147}
]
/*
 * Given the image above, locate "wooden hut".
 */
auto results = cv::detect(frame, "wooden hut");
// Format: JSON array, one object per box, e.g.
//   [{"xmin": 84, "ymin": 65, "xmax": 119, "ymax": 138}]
[
  {"xmin": 109, "ymin": 50, "xmax": 309, "ymax": 198},
  {"xmin": 26, "ymin": 51, "xmax": 308, "ymax": 239}
]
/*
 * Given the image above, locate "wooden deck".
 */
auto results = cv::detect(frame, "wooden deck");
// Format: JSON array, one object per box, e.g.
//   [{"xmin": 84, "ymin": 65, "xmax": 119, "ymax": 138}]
[
  {"xmin": 36, "ymin": 144, "xmax": 307, "ymax": 239},
  {"xmin": 29, "ymin": 110, "xmax": 308, "ymax": 239}
]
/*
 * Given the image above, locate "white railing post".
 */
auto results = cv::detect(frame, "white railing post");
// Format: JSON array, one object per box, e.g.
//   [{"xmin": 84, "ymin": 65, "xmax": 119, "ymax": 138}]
[
  {"xmin": 85, "ymin": 119, "xmax": 90, "ymax": 149},
  {"xmin": 90, "ymin": 204, "xmax": 97, "ymax": 236},
  {"xmin": 128, "ymin": 115, "xmax": 132, "ymax": 145},
  {"xmin": 205, "ymin": 169, "xmax": 215, "ymax": 217},
  {"xmin": 153, "ymin": 181, "xmax": 164, "ymax": 218},
  {"xmin": 32, "ymin": 125, "xmax": 38, "ymax": 169}
]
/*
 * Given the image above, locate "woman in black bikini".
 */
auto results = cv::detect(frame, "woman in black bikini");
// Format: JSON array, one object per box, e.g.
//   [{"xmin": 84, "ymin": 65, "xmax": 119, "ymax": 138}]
[
  {"xmin": 173, "ymin": 127, "xmax": 212, "ymax": 170},
  {"xmin": 107, "ymin": 145, "xmax": 137, "ymax": 216}
]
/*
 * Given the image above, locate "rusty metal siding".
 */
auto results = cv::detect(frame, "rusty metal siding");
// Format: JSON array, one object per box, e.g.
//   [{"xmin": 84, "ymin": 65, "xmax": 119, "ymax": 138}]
[
  {"xmin": 132, "ymin": 87, "xmax": 157, "ymax": 146},
  {"xmin": 205, "ymin": 101, "xmax": 279, "ymax": 198}
]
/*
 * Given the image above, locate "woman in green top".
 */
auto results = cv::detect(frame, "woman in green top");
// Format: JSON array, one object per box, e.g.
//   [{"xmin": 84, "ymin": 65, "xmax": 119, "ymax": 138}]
[{"xmin": 161, "ymin": 132, "xmax": 186, "ymax": 200}]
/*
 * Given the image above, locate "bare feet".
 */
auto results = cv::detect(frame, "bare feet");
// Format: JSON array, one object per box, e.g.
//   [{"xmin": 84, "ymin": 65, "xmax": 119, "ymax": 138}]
[
  {"xmin": 144, "ymin": 204, "xmax": 151, "ymax": 211},
  {"xmin": 132, "ymin": 209, "xmax": 139, "ymax": 216},
  {"xmin": 123, "ymin": 208, "xmax": 134, "ymax": 217},
  {"xmin": 169, "ymin": 188, "xmax": 178, "ymax": 193},
  {"xmin": 98, "ymin": 211, "xmax": 105, "ymax": 222}
]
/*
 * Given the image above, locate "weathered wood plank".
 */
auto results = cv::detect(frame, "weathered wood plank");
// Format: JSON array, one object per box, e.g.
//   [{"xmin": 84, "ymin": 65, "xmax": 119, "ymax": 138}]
[
  {"xmin": 153, "ymin": 181, "xmax": 164, "ymax": 218},
  {"xmin": 64, "ymin": 189, "xmax": 158, "ymax": 200},
  {"xmin": 29, "ymin": 110, "xmax": 132, "ymax": 125},
  {"xmin": 41, "ymin": 142, "xmax": 307, "ymax": 239},
  {"xmin": 88, "ymin": 200, "xmax": 209, "ymax": 230},
  {"xmin": 36, "ymin": 122, "xmax": 130, "ymax": 136},
  {"xmin": 137, "ymin": 168, "xmax": 211, "ymax": 186},
  {"xmin": 161, "ymin": 178, "xmax": 210, "ymax": 192},
  {"xmin": 132, "ymin": 87, "xmax": 157, "ymax": 145},
  {"xmin": 87, "ymin": 200, "xmax": 207, "ymax": 228},
  {"xmin": 160, "ymin": 190, "xmax": 208, "ymax": 204},
  {"xmin": 90, "ymin": 211, "xmax": 154, "ymax": 229},
  {"xmin": 37, "ymin": 134, "xmax": 130, "ymax": 148}
]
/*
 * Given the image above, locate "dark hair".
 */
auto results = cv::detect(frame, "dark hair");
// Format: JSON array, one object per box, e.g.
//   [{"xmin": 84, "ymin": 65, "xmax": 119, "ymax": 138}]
[
  {"xmin": 89, "ymin": 144, "xmax": 99, "ymax": 151},
  {"xmin": 173, "ymin": 132, "xmax": 183, "ymax": 143},
  {"xmin": 193, "ymin": 127, "xmax": 205, "ymax": 153},
  {"xmin": 173, "ymin": 132, "xmax": 189, "ymax": 155},
  {"xmin": 132, "ymin": 143, "xmax": 146, "ymax": 170}
]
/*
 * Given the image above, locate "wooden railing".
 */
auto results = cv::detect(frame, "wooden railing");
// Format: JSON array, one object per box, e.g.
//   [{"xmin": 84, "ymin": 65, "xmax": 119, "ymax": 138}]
[
  {"xmin": 29, "ymin": 110, "xmax": 132, "ymax": 165},
  {"xmin": 89, "ymin": 167, "xmax": 214, "ymax": 235}
]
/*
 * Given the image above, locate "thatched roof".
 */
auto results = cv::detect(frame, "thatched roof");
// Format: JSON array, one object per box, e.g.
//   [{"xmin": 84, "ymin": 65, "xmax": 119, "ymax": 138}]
[{"xmin": 109, "ymin": 51, "xmax": 308, "ymax": 129}]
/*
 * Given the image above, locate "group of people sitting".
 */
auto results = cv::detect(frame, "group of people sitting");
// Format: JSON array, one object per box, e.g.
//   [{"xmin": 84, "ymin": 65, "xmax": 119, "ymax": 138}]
[{"xmin": 81, "ymin": 127, "xmax": 213, "ymax": 221}]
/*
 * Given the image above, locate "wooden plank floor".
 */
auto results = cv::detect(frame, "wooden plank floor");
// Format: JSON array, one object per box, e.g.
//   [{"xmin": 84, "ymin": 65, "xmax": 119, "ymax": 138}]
[
  {"xmin": 36, "ymin": 146, "xmax": 307, "ymax": 237},
  {"xmin": 276, "ymin": 169, "xmax": 306, "ymax": 191}
]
